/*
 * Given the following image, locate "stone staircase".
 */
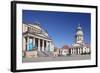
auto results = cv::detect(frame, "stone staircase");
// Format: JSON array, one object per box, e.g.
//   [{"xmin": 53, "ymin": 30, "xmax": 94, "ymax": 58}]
[
  {"xmin": 37, "ymin": 51, "xmax": 53, "ymax": 57},
  {"xmin": 37, "ymin": 51, "xmax": 46, "ymax": 57},
  {"xmin": 43, "ymin": 51, "xmax": 53, "ymax": 57}
]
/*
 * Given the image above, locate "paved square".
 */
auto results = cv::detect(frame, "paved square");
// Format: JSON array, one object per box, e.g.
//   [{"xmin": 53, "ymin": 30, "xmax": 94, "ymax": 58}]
[{"xmin": 23, "ymin": 55, "xmax": 91, "ymax": 63}]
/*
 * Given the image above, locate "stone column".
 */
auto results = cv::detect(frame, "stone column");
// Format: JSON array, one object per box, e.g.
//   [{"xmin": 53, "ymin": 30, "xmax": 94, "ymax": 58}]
[
  {"xmin": 71, "ymin": 48, "xmax": 73, "ymax": 55},
  {"xmin": 45, "ymin": 41, "xmax": 48, "ymax": 51},
  {"xmin": 86, "ymin": 48, "xmax": 88, "ymax": 53},
  {"xmin": 22, "ymin": 37, "xmax": 26, "ymax": 57},
  {"xmin": 80, "ymin": 48, "xmax": 82, "ymax": 54},
  {"xmin": 74, "ymin": 48, "xmax": 76, "ymax": 55},
  {"xmin": 86, "ymin": 48, "xmax": 88, "ymax": 54},
  {"xmin": 49, "ymin": 42, "xmax": 51, "ymax": 52},
  {"xmin": 75, "ymin": 49, "xmax": 76, "ymax": 55},
  {"xmin": 38, "ymin": 38, "xmax": 40, "ymax": 51},
  {"xmin": 33, "ymin": 37, "xmax": 35, "ymax": 49},
  {"xmin": 47, "ymin": 41, "xmax": 51, "ymax": 51},
  {"xmin": 78, "ymin": 48, "xmax": 80, "ymax": 55},
  {"xmin": 72, "ymin": 48, "xmax": 74, "ymax": 55},
  {"xmin": 42, "ymin": 40, "xmax": 44, "ymax": 51},
  {"xmin": 27, "ymin": 36, "xmax": 29, "ymax": 51},
  {"xmin": 88, "ymin": 48, "xmax": 90, "ymax": 53},
  {"xmin": 23, "ymin": 37, "xmax": 26, "ymax": 51},
  {"xmin": 73, "ymin": 48, "xmax": 74, "ymax": 55},
  {"xmin": 81, "ymin": 48, "xmax": 83, "ymax": 54}
]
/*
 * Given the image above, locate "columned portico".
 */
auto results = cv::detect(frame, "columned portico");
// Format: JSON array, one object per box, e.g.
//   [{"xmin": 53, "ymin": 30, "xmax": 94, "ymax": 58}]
[
  {"xmin": 23, "ymin": 36, "xmax": 52, "ymax": 52},
  {"xmin": 70, "ymin": 47, "xmax": 84, "ymax": 55}
]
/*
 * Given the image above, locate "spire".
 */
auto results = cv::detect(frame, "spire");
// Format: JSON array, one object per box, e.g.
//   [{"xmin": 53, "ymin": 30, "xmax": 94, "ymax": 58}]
[
  {"xmin": 34, "ymin": 21, "xmax": 40, "ymax": 26},
  {"xmin": 77, "ymin": 23, "xmax": 82, "ymax": 30},
  {"xmin": 76, "ymin": 23, "xmax": 83, "ymax": 36}
]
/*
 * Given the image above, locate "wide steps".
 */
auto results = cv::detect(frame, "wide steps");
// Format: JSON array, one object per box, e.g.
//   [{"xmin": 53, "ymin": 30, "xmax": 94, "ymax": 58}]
[{"xmin": 37, "ymin": 51, "xmax": 53, "ymax": 57}]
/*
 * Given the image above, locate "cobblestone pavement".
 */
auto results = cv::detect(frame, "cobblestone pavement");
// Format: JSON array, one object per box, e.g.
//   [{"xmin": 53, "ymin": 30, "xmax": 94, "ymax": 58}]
[{"xmin": 22, "ymin": 55, "xmax": 91, "ymax": 63}]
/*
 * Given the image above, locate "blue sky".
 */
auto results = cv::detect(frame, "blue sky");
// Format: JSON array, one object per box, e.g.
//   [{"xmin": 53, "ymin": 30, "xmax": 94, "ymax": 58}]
[{"xmin": 23, "ymin": 10, "xmax": 91, "ymax": 48}]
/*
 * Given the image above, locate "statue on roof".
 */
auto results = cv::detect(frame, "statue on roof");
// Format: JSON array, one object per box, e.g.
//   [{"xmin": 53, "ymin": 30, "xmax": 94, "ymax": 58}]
[{"xmin": 34, "ymin": 21, "xmax": 41, "ymax": 26}]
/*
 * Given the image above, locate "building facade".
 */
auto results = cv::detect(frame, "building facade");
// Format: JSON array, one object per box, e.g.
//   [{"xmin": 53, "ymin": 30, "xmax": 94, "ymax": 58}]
[
  {"xmin": 22, "ymin": 22, "xmax": 54, "ymax": 57},
  {"xmin": 70, "ymin": 24, "xmax": 91, "ymax": 55},
  {"xmin": 61, "ymin": 45, "xmax": 70, "ymax": 56}
]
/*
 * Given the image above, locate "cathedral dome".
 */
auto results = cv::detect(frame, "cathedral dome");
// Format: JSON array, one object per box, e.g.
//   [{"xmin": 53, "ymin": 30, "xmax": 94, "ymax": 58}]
[
  {"xmin": 28, "ymin": 22, "xmax": 49, "ymax": 37},
  {"xmin": 72, "ymin": 43, "xmax": 81, "ymax": 47},
  {"xmin": 33, "ymin": 22, "xmax": 42, "ymax": 30},
  {"xmin": 28, "ymin": 22, "xmax": 42, "ymax": 30}
]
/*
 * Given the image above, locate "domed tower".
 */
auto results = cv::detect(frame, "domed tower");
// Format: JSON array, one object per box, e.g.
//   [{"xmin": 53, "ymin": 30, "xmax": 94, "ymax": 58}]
[{"xmin": 75, "ymin": 24, "xmax": 84, "ymax": 44}]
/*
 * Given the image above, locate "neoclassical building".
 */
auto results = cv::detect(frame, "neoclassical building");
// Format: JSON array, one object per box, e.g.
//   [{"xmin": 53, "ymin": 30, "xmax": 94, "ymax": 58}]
[
  {"xmin": 70, "ymin": 24, "xmax": 91, "ymax": 55},
  {"xmin": 22, "ymin": 22, "xmax": 54, "ymax": 57}
]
